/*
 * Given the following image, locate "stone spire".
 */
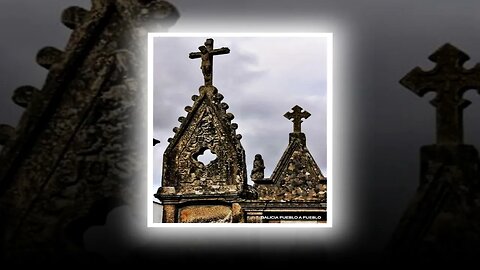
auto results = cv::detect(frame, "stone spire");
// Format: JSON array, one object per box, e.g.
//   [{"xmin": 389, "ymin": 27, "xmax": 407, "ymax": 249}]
[
  {"xmin": 156, "ymin": 38, "xmax": 248, "ymax": 222},
  {"xmin": 0, "ymin": 0, "xmax": 180, "ymax": 262},
  {"xmin": 254, "ymin": 106, "xmax": 326, "ymax": 202}
]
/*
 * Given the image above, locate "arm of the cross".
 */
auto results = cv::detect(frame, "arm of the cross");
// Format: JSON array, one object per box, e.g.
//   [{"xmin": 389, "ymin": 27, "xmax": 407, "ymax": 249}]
[
  {"xmin": 211, "ymin": 47, "xmax": 230, "ymax": 55},
  {"xmin": 461, "ymin": 64, "xmax": 480, "ymax": 93},
  {"xmin": 283, "ymin": 111, "xmax": 294, "ymax": 120},
  {"xmin": 189, "ymin": 52, "xmax": 202, "ymax": 59},
  {"xmin": 302, "ymin": 111, "xmax": 312, "ymax": 119},
  {"xmin": 400, "ymin": 43, "xmax": 480, "ymax": 145},
  {"xmin": 400, "ymin": 66, "xmax": 441, "ymax": 97},
  {"xmin": 401, "ymin": 43, "xmax": 476, "ymax": 97}
]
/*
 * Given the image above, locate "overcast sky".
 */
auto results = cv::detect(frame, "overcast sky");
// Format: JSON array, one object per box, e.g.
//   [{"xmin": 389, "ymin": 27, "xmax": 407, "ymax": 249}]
[
  {"xmin": 2, "ymin": 0, "xmax": 480, "ymax": 261},
  {"xmin": 152, "ymin": 36, "xmax": 328, "ymax": 193}
]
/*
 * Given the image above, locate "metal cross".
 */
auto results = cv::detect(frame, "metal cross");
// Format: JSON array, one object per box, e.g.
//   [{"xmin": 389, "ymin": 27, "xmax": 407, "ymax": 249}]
[
  {"xmin": 400, "ymin": 43, "xmax": 480, "ymax": 145},
  {"xmin": 284, "ymin": 105, "xmax": 311, "ymax": 133},
  {"xmin": 189, "ymin": 38, "xmax": 230, "ymax": 86}
]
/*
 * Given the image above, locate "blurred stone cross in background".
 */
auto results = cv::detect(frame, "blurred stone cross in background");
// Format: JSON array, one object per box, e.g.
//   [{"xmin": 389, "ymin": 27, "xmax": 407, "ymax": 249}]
[
  {"xmin": 400, "ymin": 43, "xmax": 480, "ymax": 145},
  {"xmin": 189, "ymin": 38, "xmax": 230, "ymax": 86},
  {"xmin": 390, "ymin": 43, "xmax": 480, "ymax": 259}
]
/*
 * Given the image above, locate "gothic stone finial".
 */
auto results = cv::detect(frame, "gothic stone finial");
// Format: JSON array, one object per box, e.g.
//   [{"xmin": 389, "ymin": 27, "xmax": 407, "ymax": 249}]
[
  {"xmin": 400, "ymin": 43, "xmax": 480, "ymax": 145},
  {"xmin": 189, "ymin": 38, "xmax": 230, "ymax": 86},
  {"xmin": 284, "ymin": 105, "xmax": 311, "ymax": 133}
]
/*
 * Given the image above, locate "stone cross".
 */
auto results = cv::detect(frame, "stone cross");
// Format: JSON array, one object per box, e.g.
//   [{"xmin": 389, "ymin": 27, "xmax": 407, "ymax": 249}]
[
  {"xmin": 284, "ymin": 105, "xmax": 311, "ymax": 133},
  {"xmin": 400, "ymin": 43, "xmax": 480, "ymax": 145},
  {"xmin": 189, "ymin": 38, "xmax": 230, "ymax": 86}
]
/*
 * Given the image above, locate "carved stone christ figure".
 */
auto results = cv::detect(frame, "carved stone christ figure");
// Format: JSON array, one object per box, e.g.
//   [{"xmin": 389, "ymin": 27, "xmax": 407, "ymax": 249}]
[
  {"xmin": 199, "ymin": 46, "xmax": 212, "ymax": 83},
  {"xmin": 189, "ymin": 38, "xmax": 230, "ymax": 86}
]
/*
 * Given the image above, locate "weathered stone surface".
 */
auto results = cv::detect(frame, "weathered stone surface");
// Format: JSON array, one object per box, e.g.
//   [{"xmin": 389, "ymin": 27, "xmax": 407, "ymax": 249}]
[
  {"xmin": 12, "ymin": 86, "xmax": 39, "ymax": 108},
  {"xmin": 162, "ymin": 204, "xmax": 176, "ymax": 223},
  {"xmin": 389, "ymin": 144, "xmax": 480, "ymax": 256},
  {"xmin": 0, "ymin": 0, "xmax": 179, "ymax": 263},
  {"xmin": 239, "ymin": 184, "xmax": 259, "ymax": 200},
  {"xmin": 36, "ymin": 46, "xmax": 63, "ymax": 69},
  {"xmin": 232, "ymin": 203, "xmax": 244, "ymax": 222},
  {"xmin": 61, "ymin": 6, "xmax": 88, "ymax": 29},
  {"xmin": 159, "ymin": 93, "xmax": 246, "ymax": 195},
  {"xmin": 156, "ymin": 40, "xmax": 247, "ymax": 198},
  {"xmin": 155, "ymin": 39, "xmax": 252, "ymax": 223},
  {"xmin": 133, "ymin": 0, "xmax": 179, "ymax": 30},
  {"xmin": 179, "ymin": 205, "xmax": 233, "ymax": 223},
  {"xmin": 254, "ymin": 106, "xmax": 326, "ymax": 202},
  {"xmin": 256, "ymin": 140, "xmax": 327, "ymax": 202},
  {"xmin": 251, "ymin": 154, "xmax": 265, "ymax": 181},
  {"xmin": 0, "ymin": 124, "xmax": 15, "ymax": 145}
]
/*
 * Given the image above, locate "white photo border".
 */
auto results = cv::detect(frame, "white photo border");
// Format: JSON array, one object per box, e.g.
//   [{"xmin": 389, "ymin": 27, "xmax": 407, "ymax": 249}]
[{"xmin": 147, "ymin": 32, "xmax": 333, "ymax": 228}]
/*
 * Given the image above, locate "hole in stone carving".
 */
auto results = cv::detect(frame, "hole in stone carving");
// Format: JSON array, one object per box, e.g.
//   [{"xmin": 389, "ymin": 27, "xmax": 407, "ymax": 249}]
[{"xmin": 195, "ymin": 148, "xmax": 217, "ymax": 166}]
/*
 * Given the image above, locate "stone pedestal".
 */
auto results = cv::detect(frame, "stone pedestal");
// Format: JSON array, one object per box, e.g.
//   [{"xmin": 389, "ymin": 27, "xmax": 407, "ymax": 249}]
[
  {"xmin": 420, "ymin": 144, "xmax": 479, "ymax": 188},
  {"xmin": 161, "ymin": 204, "xmax": 176, "ymax": 223}
]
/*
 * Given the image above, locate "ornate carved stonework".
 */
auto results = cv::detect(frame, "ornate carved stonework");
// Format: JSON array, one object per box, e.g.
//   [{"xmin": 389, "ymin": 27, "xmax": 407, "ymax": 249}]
[
  {"xmin": 155, "ymin": 39, "xmax": 250, "ymax": 223},
  {"xmin": 256, "ymin": 140, "xmax": 327, "ymax": 202},
  {"xmin": 0, "ymin": 0, "xmax": 179, "ymax": 263},
  {"xmin": 157, "ymin": 86, "xmax": 247, "ymax": 196},
  {"xmin": 254, "ymin": 106, "xmax": 326, "ymax": 202},
  {"xmin": 154, "ymin": 38, "xmax": 327, "ymax": 223}
]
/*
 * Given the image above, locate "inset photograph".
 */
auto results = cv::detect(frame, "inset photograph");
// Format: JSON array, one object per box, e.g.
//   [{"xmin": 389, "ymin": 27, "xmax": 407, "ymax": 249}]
[{"xmin": 148, "ymin": 34, "xmax": 332, "ymax": 225}]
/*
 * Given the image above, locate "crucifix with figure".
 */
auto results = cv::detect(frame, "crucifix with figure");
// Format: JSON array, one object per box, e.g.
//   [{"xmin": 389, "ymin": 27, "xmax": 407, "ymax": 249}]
[
  {"xmin": 189, "ymin": 38, "xmax": 230, "ymax": 86},
  {"xmin": 400, "ymin": 43, "xmax": 480, "ymax": 145},
  {"xmin": 284, "ymin": 105, "xmax": 311, "ymax": 133}
]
